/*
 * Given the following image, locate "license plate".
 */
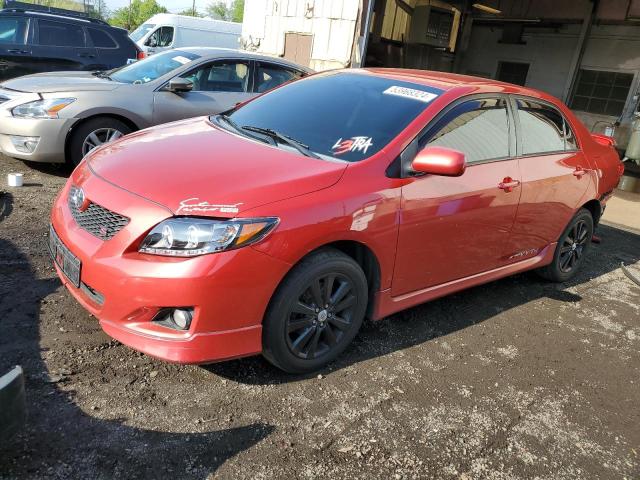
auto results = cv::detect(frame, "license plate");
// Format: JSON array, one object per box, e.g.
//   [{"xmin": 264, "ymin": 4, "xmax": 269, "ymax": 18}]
[{"xmin": 49, "ymin": 225, "xmax": 81, "ymax": 288}]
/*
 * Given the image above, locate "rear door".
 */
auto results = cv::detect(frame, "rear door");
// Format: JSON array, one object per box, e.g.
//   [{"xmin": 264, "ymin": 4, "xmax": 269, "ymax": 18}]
[
  {"xmin": 152, "ymin": 58, "xmax": 253, "ymax": 124},
  {"xmin": 504, "ymin": 97, "xmax": 591, "ymax": 260},
  {"xmin": 0, "ymin": 15, "xmax": 32, "ymax": 81},
  {"xmin": 392, "ymin": 96, "xmax": 522, "ymax": 296},
  {"xmin": 86, "ymin": 26, "xmax": 125, "ymax": 70},
  {"xmin": 31, "ymin": 18, "xmax": 96, "ymax": 74}
]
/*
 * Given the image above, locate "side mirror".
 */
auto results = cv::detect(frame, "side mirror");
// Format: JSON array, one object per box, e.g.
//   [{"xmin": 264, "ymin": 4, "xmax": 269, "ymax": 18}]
[
  {"xmin": 411, "ymin": 146, "xmax": 466, "ymax": 177},
  {"xmin": 167, "ymin": 78, "xmax": 193, "ymax": 93}
]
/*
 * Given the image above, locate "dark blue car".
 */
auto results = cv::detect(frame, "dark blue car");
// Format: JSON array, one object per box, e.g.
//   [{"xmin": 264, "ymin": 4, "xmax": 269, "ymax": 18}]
[{"xmin": 0, "ymin": 2, "xmax": 142, "ymax": 82}]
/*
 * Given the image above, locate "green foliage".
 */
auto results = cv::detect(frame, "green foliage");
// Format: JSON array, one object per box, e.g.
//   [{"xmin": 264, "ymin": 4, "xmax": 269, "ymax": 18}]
[
  {"xmin": 110, "ymin": 0, "xmax": 168, "ymax": 31},
  {"xmin": 2, "ymin": 0, "xmax": 108, "ymax": 19},
  {"xmin": 206, "ymin": 0, "xmax": 243, "ymax": 22},
  {"xmin": 176, "ymin": 8, "xmax": 202, "ymax": 16}
]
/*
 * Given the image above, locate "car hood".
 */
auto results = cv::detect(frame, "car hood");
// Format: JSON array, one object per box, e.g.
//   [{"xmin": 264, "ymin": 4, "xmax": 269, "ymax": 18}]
[
  {"xmin": 1, "ymin": 71, "xmax": 121, "ymax": 93},
  {"xmin": 86, "ymin": 117, "xmax": 347, "ymax": 217}
]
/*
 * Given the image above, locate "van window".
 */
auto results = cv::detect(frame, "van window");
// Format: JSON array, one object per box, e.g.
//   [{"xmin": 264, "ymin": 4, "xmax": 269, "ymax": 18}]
[
  {"xmin": 182, "ymin": 60, "xmax": 250, "ymax": 92},
  {"xmin": 255, "ymin": 63, "xmax": 304, "ymax": 93},
  {"xmin": 130, "ymin": 23, "xmax": 155, "ymax": 42},
  {"xmin": 0, "ymin": 17, "xmax": 28, "ymax": 44},
  {"xmin": 516, "ymin": 99, "xmax": 575, "ymax": 155},
  {"xmin": 146, "ymin": 26, "xmax": 173, "ymax": 48},
  {"xmin": 88, "ymin": 28, "xmax": 117, "ymax": 48},
  {"xmin": 423, "ymin": 98, "xmax": 511, "ymax": 163},
  {"xmin": 38, "ymin": 19, "xmax": 85, "ymax": 47}
]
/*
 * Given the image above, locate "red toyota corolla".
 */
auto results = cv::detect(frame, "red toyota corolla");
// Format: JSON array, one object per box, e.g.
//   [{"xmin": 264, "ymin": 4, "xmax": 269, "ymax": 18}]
[{"xmin": 50, "ymin": 69, "xmax": 623, "ymax": 373}]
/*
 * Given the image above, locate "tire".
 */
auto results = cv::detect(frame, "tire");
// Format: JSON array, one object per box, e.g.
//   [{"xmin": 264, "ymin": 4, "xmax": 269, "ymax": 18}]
[
  {"xmin": 537, "ymin": 208, "xmax": 594, "ymax": 282},
  {"xmin": 68, "ymin": 117, "xmax": 132, "ymax": 166},
  {"xmin": 262, "ymin": 248, "xmax": 368, "ymax": 373}
]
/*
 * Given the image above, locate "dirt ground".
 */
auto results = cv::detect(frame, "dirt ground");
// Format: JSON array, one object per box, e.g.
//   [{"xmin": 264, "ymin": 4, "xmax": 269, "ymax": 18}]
[{"xmin": 0, "ymin": 155, "xmax": 639, "ymax": 480}]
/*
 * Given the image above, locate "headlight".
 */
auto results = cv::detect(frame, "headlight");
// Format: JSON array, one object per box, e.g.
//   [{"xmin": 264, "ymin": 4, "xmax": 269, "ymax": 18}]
[
  {"xmin": 139, "ymin": 217, "xmax": 279, "ymax": 257},
  {"xmin": 12, "ymin": 98, "xmax": 75, "ymax": 119}
]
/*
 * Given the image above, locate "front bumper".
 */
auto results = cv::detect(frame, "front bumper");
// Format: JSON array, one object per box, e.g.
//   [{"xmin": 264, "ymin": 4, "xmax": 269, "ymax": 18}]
[
  {"xmin": 50, "ymin": 168, "xmax": 292, "ymax": 364},
  {"xmin": 0, "ymin": 115, "xmax": 76, "ymax": 163}
]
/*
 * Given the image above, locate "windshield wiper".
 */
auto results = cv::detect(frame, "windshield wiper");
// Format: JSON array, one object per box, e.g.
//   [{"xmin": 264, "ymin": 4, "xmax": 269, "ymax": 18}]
[
  {"xmin": 216, "ymin": 115, "xmax": 271, "ymax": 145},
  {"xmin": 241, "ymin": 126, "xmax": 321, "ymax": 159},
  {"xmin": 92, "ymin": 70, "xmax": 112, "ymax": 81}
]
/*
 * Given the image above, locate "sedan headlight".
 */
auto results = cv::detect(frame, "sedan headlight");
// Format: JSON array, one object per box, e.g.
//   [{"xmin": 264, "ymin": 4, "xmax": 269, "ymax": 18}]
[
  {"xmin": 12, "ymin": 98, "xmax": 75, "ymax": 119},
  {"xmin": 139, "ymin": 217, "xmax": 279, "ymax": 257}
]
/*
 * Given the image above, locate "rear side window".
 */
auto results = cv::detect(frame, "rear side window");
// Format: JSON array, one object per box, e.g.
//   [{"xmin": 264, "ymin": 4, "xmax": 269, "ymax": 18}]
[
  {"xmin": 0, "ymin": 16, "xmax": 28, "ymax": 44},
  {"xmin": 38, "ymin": 19, "xmax": 85, "ymax": 47},
  {"xmin": 255, "ymin": 63, "xmax": 304, "ymax": 93},
  {"xmin": 424, "ymin": 97, "xmax": 511, "ymax": 163},
  {"xmin": 88, "ymin": 28, "xmax": 117, "ymax": 48},
  {"xmin": 516, "ymin": 99, "xmax": 577, "ymax": 154}
]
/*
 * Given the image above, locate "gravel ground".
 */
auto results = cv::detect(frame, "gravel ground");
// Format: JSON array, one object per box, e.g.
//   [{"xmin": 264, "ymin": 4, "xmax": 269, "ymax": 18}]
[{"xmin": 0, "ymin": 156, "xmax": 639, "ymax": 480}]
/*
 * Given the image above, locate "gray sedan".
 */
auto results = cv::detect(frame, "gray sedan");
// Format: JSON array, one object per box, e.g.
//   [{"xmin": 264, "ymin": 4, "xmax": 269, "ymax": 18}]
[{"xmin": 0, "ymin": 48, "xmax": 312, "ymax": 165}]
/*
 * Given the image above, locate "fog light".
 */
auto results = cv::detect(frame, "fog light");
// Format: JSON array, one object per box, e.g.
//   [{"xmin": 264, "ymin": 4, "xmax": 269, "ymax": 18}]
[
  {"xmin": 152, "ymin": 307, "xmax": 194, "ymax": 330},
  {"xmin": 10, "ymin": 136, "xmax": 39, "ymax": 153},
  {"xmin": 172, "ymin": 308, "xmax": 193, "ymax": 330}
]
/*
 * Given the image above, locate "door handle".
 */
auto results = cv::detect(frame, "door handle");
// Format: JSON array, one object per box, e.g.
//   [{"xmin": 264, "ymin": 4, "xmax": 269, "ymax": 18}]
[
  {"xmin": 7, "ymin": 49, "xmax": 29, "ymax": 54},
  {"xmin": 573, "ymin": 166, "xmax": 590, "ymax": 178},
  {"xmin": 498, "ymin": 177, "xmax": 521, "ymax": 192},
  {"xmin": 78, "ymin": 53, "xmax": 96, "ymax": 58}
]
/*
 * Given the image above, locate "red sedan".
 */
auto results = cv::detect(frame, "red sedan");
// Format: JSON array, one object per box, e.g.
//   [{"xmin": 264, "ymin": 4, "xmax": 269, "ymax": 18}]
[{"xmin": 50, "ymin": 69, "xmax": 623, "ymax": 373}]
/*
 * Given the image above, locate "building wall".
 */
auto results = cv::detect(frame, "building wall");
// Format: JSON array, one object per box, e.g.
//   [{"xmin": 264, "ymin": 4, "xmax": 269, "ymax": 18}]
[
  {"xmin": 459, "ymin": 22, "xmax": 640, "ymax": 148},
  {"xmin": 241, "ymin": 0, "xmax": 361, "ymax": 70},
  {"xmin": 459, "ymin": 24, "xmax": 582, "ymax": 101}
]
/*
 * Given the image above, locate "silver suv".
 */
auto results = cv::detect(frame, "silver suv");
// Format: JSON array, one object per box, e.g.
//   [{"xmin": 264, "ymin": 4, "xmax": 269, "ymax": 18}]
[{"xmin": 0, "ymin": 47, "xmax": 311, "ymax": 165}]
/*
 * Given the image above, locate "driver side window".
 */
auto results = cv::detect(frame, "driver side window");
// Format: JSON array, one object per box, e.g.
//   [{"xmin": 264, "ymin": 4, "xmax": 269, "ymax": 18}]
[
  {"xmin": 146, "ymin": 26, "xmax": 173, "ymax": 47},
  {"xmin": 421, "ymin": 97, "xmax": 511, "ymax": 164},
  {"xmin": 180, "ymin": 60, "xmax": 250, "ymax": 92}
]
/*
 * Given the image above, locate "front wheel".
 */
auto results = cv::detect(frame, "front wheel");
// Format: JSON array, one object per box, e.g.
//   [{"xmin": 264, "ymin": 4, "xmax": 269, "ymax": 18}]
[
  {"xmin": 537, "ymin": 208, "xmax": 594, "ymax": 282},
  {"xmin": 262, "ymin": 248, "xmax": 368, "ymax": 373},
  {"xmin": 68, "ymin": 117, "xmax": 132, "ymax": 166}
]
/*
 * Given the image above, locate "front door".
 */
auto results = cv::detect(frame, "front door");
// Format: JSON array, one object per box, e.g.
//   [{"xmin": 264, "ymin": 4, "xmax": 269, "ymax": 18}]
[
  {"xmin": 153, "ymin": 59, "xmax": 254, "ymax": 125},
  {"xmin": 393, "ymin": 97, "xmax": 521, "ymax": 296},
  {"xmin": 504, "ymin": 98, "xmax": 592, "ymax": 260},
  {"xmin": 0, "ymin": 15, "xmax": 32, "ymax": 81}
]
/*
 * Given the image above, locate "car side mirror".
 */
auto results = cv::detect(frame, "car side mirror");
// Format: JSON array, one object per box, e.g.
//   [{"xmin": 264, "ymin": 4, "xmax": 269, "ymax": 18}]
[
  {"xmin": 411, "ymin": 146, "xmax": 466, "ymax": 177},
  {"xmin": 167, "ymin": 78, "xmax": 193, "ymax": 93}
]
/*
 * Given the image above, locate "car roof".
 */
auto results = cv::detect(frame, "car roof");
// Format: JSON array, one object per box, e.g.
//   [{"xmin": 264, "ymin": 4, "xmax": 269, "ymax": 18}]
[
  {"xmin": 0, "ymin": 7, "xmax": 115, "ymax": 28},
  {"xmin": 359, "ymin": 67, "xmax": 550, "ymax": 100},
  {"xmin": 177, "ymin": 47, "xmax": 314, "ymax": 73}
]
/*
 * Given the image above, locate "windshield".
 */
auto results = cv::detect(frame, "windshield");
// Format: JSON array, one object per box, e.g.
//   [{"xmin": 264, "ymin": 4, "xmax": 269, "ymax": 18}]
[
  {"xmin": 227, "ymin": 72, "xmax": 443, "ymax": 162},
  {"xmin": 130, "ymin": 23, "xmax": 156, "ymax": 42},
  {"xmin": 110, "ymin": 50, "xmax": 200, "ymax": 84}
]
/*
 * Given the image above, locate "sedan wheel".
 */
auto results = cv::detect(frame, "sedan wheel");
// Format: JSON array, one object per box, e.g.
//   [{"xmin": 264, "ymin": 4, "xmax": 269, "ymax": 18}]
[
  {"xmin": 537, "ymin": 208, "xmax": 594, "ymax": 282},
  {"xmin": 286, "ymin": 273, "xmax": 357, "ymax": 360},
  {"xmin": 558, "ymin": 218, "xmax": 590, "ymax": 273},
  {"xmin": 263, "ymin": 248, "xmax": 368, "ymax": 373},
  {"xmin": 82, "ymin": 128, "xmax": 124, "ymax": 157}
]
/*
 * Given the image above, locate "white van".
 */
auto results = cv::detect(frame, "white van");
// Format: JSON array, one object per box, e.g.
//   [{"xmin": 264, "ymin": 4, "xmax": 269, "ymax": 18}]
[{"xmin": 130, "ymin": 14, "xmax": 242, "ymax": 56}]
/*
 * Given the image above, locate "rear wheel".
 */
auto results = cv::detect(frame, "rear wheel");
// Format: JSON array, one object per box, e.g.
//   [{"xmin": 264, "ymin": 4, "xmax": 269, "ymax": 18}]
[
  {"xmin": 68, "ymin": 117, "xmax": 132, "ymax": 166},
  {"xmin": 537, "ymin": 208, "xmax": 594, "ymax": 282},
  {"xmin": 262, "ymin": 249, "xmax": 368, "ymax": 373}
]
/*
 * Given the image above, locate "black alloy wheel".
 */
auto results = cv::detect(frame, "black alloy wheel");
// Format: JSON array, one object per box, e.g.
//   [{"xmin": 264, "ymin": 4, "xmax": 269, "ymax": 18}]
[
  {"xmin": 537, "ymin": 208, "xmax": 594, "ymax": 282},
  {"xmin": 262, "ymin": 248, "xmax": 368, "ymax": 373},
  {"xmin": 558, "ymin": 218, "xmax": 590, "ymax": 273},
  {"xmin": 286, "ymin": 273, "xmax": 357, "ymax": 360}
]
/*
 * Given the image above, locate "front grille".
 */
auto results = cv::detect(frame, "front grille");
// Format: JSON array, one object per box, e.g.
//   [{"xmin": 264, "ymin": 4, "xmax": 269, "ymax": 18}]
[{"xmin": 68, "ymin": 186, "xmax": 129, "ymax": 241}]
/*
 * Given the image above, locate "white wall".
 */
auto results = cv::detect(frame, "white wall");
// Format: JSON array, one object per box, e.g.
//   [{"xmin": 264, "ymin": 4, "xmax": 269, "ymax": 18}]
[
  {"xmin": 459, "ymin": 24, "xmax": 582, "ymax": 101},
  {"xmin": 241, "ymin": 0, "xmax": 360, "ymax": 70}
]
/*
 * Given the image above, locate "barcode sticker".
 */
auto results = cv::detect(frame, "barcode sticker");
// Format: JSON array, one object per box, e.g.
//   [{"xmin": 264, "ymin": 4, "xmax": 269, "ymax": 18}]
[{"xmin": 383, "ymin": 86, "xmax": 438, "ymax": 103}]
